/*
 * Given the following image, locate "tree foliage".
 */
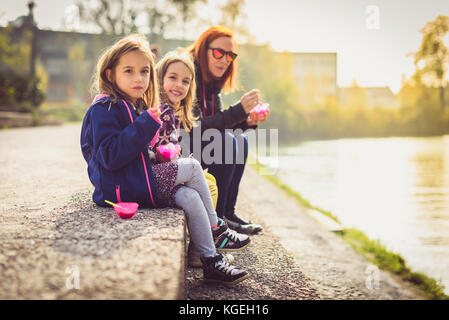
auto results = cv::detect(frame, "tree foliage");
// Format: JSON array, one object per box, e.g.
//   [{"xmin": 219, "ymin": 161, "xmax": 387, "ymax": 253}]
[
  {"xmin": 0, "ymin": 73, "xmax": 45, "ymax": 111},
  {"xmin": 75, "ymin": 0, "xmax": 140, "ymax": 35},
  {"xmin": 411, "ymin": 15, "xmax": 449, "ymax": 109},
  {"xmin": 0, "ymin": 27, "xmax": 46, "ymax": 112},
  {"xmin": 169, "ymin": 0, "xmax": 206, "ymax": 24},
  {"xmin": 145, "ymin": 5, "xmax": 175, "ymax": 42},
  {"xmin": 0, "ymin": 27, "xmax": 32, "ymax": 75},
  {"xmin": 72, "ymin": 0, "xmax": 208, "ymax": 39},
  {"xmin": 219, "ymin": 0, "xmax": 253, "ymax": 43},
  {"xmin": 169, "ymin": 0, "xmax": 207, "ymax": 39}
]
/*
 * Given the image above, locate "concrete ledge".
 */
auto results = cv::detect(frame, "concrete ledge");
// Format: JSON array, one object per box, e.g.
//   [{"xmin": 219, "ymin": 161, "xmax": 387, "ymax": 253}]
[{"xmin": 0, "ymin": 194, "xmax": 186, "ymax": 299}]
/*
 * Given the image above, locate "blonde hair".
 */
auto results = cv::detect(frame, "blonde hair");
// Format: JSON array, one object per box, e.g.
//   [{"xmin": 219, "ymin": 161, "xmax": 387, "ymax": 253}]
[
  {"xmin": 156, "ymin": 49, "xmax": 197, "ymax": 132},
  {"xmin": 92, "ymin": 34, "xmax": 159, "ymax": 110}
]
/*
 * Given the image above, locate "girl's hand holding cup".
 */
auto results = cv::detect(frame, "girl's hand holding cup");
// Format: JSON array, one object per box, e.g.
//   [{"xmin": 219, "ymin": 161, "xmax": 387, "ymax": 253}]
[
  {"xmin": 149, "ymin": 105, "xmax": 161, "ymax": 119},
  {"xmin": 156, "ymin": 149, "xmax": 171, "ymax": 163},
  {"xmin": 156, "ymin": 143, "xmax": 181, "ymax": 163}
]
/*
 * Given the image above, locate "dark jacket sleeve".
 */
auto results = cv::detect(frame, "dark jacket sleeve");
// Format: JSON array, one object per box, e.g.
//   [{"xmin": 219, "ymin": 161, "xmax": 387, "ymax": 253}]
[
  {"xmin": 225, "ymin": 98, "xmax": 258, "ymax": 131},
  {"xmin": 91, "ymin": 105, "xmax": 161, "ymax": 171},
  {"xmin": 193, "ymin": 101, "xmax": 248, "ymax": 131},
  {"xmin": 232, "ymin": 115, "xmax": 258, "ymax": 132},
  {"xmin": 201, "ymin": 95, "xmax": 257, "ymax": 131}
]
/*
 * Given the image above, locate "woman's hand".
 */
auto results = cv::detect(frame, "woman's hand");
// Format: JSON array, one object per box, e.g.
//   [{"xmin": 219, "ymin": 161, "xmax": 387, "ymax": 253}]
[
  {"xmin": 240, "ymin": 89, "xmax": 261, "ymax": 114},
  {"xmin": 246, "ymin": 108, "xmax": 270, "ymax": 126}
]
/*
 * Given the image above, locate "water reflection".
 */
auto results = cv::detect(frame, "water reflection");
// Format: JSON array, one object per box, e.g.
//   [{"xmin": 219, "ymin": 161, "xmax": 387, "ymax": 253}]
[{"xmin": 261, "ymin": 135, "xmax": 449, "ymax": 294}]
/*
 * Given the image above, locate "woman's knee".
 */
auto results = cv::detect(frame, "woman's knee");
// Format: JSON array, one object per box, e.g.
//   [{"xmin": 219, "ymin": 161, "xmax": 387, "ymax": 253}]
[
  {"xmin": 223, "ymin": 131, "xmax": 238, "ymax": 163},
  {"xmin": 235, "ymin": 133, "xmax": 248, "ymax": 163},
  {"xmin": 224, "ymin": 131, "xmax": 248, "ymax": 164}
]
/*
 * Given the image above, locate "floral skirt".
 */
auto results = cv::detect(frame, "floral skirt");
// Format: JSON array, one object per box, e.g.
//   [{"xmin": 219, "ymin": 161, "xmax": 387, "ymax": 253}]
[{"xmin": 152, "ymin": 161, "xmax": 182, "ymax": 207}]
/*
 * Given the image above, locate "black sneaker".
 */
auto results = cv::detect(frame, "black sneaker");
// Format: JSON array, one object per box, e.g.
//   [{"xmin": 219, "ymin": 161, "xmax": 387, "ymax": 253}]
[
  {"xmin": 188, "ymin": 241, "xmax": 235, "ymax": 268},
  {"xmin": 225, "ymin": 214, "xmax": 263, "ymax": 235},
  {"xmin": 200, "ymin": 253, "xmax": 250, "ymax": 287},
  {"xmin": 212, "ymin": 219, "xmax": 251, "ymax": 252}
]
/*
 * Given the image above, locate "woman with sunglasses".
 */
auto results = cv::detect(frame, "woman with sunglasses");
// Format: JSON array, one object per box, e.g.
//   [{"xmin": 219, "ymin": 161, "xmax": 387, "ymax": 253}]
[{"xmin": 186, "ymin": 25, "xmax": 269, "ymax": 235}]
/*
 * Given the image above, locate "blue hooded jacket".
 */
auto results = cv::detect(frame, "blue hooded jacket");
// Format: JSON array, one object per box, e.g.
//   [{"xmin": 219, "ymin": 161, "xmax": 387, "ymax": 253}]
[{"xmin": 80, "ymin": 95, "xmax": 162, "ymax": 208}]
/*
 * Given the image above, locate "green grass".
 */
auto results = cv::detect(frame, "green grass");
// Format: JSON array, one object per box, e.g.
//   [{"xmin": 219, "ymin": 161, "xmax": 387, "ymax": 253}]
[
  {"xmin": 249, "ymin": 160, "xmax": 449, "ymax": 300},
  {"xmin": 341, "ymin": 228, "xmax": 448, "ymax": 299}
]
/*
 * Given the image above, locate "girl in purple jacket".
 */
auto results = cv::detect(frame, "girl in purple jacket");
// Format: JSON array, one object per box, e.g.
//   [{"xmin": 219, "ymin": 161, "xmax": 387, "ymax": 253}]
[{"xmin": 81, "ymin": 34, "xmax": 250, "ymax": 286}]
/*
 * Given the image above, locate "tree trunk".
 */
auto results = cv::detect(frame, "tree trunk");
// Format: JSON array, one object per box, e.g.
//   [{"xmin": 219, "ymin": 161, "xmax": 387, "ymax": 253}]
[
  {"xmin": 439, "ymin": 85, "xmax": 445, "ymax": 110},
  {"xmin": 29, "ymin": 26, "xmax": 37, "ymax": 77}
]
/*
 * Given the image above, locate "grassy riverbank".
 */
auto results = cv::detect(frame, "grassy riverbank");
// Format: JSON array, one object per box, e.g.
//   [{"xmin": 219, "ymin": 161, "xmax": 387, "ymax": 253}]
[{"xmin": 249, "ymin": 161, "xmax": 449, "ymax": 300}]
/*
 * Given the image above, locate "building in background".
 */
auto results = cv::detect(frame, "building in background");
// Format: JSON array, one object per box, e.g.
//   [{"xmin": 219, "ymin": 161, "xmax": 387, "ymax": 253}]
[
  {"xmin": 290, "ymin": 52, "xmax": 338, "ymax": 106},
  {"xmin": 2, "ymin": 4, "xmax": 341, "ymax": 108},
  {"xmin": 3, "ymin": 6, "xmax": 397, "ymax": 110},
  {"xmin": 338, "ymin": 86, "xmax": 399, "ymax": 109},
  {"xmin": 18, "ymin": 29, "xmax": 189, "ymax": 104},
  {"xmin": 290, "ymin": 52, "xmax": 399, "ymax": 109},
  {"xmin": 1, "ymin": 7, "xmax": 189, "ymax": 106}
]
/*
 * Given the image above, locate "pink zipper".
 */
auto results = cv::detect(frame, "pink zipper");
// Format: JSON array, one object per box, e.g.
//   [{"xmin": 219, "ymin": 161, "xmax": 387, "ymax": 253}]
[
  {"xmin": 116, "ymin": 185, "xmax": 122, "ymax": 203},
  {"xmin": 121, "ymin": 99, "xmax": 157, "ymax": 207},
  {"xmin": 202, "ymin": 81, "xmax": 214, "ymax": 117}
]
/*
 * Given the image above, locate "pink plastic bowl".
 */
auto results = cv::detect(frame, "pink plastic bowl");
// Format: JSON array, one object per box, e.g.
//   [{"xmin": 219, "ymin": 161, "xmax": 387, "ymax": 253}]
[
  {"xmin": 156, "ymin": 143, "xmax": 181, "ymax": 160},
  {"xmin": 113, "ymin": 202, "xmax": 139, "ymax": 219},
  {"xmin": 252, "ymin": 103, "xmax": 270, "ymax": 115}
]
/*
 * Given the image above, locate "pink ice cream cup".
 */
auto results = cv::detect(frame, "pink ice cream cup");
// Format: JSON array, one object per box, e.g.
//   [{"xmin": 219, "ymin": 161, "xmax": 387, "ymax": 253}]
[
  {"xmin": 252, "ymin": 103, "xmax": 270, "ymax": 118},
  {"xmin": 156, "ymin": 143, "xmax": 181, "ymax": 160}
]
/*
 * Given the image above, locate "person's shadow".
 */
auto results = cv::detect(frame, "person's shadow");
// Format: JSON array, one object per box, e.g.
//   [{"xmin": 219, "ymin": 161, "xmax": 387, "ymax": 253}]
[{"xmin": 51, "ymin": 192, "xmax": 185, "ymax": 258}]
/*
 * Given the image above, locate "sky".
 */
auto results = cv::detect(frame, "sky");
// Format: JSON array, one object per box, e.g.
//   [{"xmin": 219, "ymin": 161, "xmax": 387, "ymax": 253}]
[{"xmin": 1, "ymin": 0, "xmax": 449, "ymax": 93}]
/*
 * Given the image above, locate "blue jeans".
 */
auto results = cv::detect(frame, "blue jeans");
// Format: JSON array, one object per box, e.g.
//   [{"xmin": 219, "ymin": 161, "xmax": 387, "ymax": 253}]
[{"xmin": 190, "ymin": 130, "xmax": 248, "ymax": 219}]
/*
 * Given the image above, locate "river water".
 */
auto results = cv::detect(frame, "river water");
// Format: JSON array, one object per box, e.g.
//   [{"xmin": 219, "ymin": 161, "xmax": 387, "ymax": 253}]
[{"xmin": 259, "ymin": 135, "xmax": 449, "ymax": 295}]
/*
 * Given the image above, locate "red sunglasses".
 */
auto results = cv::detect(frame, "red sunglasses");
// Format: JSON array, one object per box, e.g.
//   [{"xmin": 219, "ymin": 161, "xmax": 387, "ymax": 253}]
[{"xmin": 208, "ymin": 47, "xmax": 238, "ymax": 62}]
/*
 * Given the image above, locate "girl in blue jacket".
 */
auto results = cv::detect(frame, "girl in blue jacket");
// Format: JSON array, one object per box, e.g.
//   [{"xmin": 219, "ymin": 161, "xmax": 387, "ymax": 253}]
[{"xmin": 81, "ymin": 34, "xmax": 250, "ymax": 287}]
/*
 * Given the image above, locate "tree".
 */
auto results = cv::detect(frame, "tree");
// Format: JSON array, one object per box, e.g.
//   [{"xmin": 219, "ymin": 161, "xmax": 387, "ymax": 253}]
[
  {"xmin": 412, "ymin": 15, "xmax": 449, "ymax": 110},
  {"xmin": 74, "ymin": 0, "xmax": 142, "ymax": 35},
  {"xmin": 0, "ymin": 27, "xmax": 31, "ymax": 75},
  {"xmin": 169, "ymin": 0, "xmax": 207, "ymax": 39},
  {"xmin": 220, "ymin": 0, "xmax": 245, "ymax": 27},
  {"xmin": 146, "ymin": 6, "xmax": 174, "ymax": 42},
  {"xmin": 71, "ymin": 0, "xmax": 192, "ymax": 40},
  {"xmin": 219, "ymin": 0, "xmax": 253, "ymax": 43}
]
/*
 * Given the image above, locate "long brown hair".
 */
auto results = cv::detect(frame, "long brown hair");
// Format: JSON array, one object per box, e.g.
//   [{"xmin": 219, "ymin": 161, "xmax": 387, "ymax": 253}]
[
  {"xmin": 188, "ymin": 25, "xmax": 238, "ymax": 92},
  {"xmin": 156, "ymin": 49, "xmax": 197, "ymax": 132},
  {"xmin": 92, "ymin": 34, "xmax": 159, "ymax": 110}
]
